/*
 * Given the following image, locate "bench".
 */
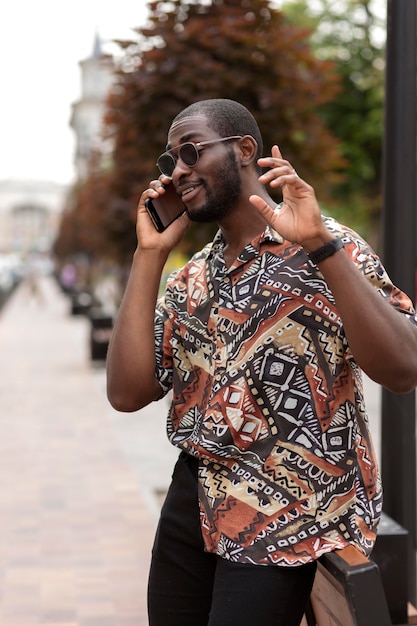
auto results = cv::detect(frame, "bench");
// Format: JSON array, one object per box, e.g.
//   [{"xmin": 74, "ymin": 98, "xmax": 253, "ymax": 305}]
[
  {"xmin": 301, "ymin": 511, "xmax": 417, "ymax": 625},
  {"xmin": 302, "ymin": 544, "xmax": 392, "ymax": 625}
]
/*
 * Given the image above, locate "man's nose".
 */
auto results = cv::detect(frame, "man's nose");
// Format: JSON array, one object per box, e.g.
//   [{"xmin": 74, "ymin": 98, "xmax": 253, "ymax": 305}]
[{"xmin": 171, "ymin": 157, "xmax": 193, "ymax": 180}]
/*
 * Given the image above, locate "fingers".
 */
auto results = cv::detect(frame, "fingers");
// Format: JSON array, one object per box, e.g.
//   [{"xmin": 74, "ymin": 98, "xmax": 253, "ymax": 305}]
[
  {"xmin": 150, "ymin": 175, "xmax": 171, "ymax": 195},
  {"xmin": 259, "ymin": 169, "xmax": 300, "ymax": 189},
  {"xmin": 257, "ymin": 145, "xmax": 299, "ymax": 188},
  {"xmin": 139, "ymin": 175, "xmax": 172, "ymax": 211}
]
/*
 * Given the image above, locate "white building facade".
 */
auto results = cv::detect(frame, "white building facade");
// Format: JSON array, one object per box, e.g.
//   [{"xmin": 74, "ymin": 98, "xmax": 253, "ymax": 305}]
[{"xmin": 70, "ymin": 33, "xmax": 116, "ymax": 180}]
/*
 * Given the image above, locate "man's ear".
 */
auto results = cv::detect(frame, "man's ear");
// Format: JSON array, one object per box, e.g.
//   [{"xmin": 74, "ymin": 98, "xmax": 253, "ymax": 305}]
[{"xmin": 238, "ymin": 135, "xmax": 258, "ymax": 167}]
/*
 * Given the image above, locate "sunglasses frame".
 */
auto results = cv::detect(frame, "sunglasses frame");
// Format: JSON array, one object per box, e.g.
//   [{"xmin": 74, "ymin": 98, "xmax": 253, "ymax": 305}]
[{"xmin": 156, "ymin": 135, "xmax": 243, "ymax": 177}]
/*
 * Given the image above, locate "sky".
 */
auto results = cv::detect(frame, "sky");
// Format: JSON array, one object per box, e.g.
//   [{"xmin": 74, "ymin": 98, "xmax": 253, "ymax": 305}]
[
  {"xmin": 0, "ymin": 0, "xmax": 385, "ymax": 186},
  {"xmin": 0, "ymin": 0, "xmax": 150, "ymax": 185}
]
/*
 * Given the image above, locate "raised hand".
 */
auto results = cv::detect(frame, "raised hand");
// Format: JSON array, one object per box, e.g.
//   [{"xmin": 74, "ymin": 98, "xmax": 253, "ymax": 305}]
[{"xmin": 249, "ymin": 145, "xmax": 327, "ymax": 247}]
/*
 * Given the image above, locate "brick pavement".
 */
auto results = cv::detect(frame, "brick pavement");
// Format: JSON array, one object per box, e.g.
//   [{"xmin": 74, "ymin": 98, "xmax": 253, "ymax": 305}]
[
  {"xmin": 0, "ymin": 274, "xmax": 383, "ymax": 626},
  {"xmin": 0, "ymin": 276, "xmax": 178, "ymax": 626}
]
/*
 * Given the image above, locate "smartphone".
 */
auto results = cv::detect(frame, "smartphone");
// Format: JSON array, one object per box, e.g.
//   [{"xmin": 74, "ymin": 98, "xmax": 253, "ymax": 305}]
[{"xmin": 145, "ymin": 182, "xmax": 187, "ymax": 232}]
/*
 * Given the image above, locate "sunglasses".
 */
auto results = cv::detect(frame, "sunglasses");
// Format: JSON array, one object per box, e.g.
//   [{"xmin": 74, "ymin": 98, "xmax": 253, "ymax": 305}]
[{"xmin": 156, "ymin": 136, "xmax": 243, "ymax": 177}]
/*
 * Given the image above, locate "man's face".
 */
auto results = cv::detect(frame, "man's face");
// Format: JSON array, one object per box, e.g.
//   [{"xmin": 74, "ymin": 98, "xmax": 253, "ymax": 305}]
[{"xmin": 167, "ymin": 115, "xmax": 242, "ymax": 223}]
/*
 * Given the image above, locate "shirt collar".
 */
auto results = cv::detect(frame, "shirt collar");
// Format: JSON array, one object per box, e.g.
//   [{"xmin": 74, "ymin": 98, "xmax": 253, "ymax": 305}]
[{"xmin": 209, "ymin": 221, "xmax": 284, "ymax": 254}]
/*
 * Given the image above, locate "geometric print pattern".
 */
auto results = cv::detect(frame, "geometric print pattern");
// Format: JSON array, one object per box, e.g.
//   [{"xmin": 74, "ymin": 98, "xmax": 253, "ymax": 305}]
[{"xmin": 154, "ymin": 216, "xmax": 417, "ymax": 566}]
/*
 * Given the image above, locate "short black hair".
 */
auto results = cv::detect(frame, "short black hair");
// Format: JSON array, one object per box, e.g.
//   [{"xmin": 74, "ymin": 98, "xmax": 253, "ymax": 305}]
[{"xmin": 172, "ymin": 99, "xmax": 263, "ymax": 165}]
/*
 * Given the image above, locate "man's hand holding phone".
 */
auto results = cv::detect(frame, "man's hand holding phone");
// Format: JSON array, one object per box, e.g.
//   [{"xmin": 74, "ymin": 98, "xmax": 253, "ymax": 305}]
[
  {"xmin": 145, "ymin": 181, "xmax": 187, "ymax": 232},
  {"xmin": 137, "ymin": 178, "xmax": 189, "ymax": 253}
]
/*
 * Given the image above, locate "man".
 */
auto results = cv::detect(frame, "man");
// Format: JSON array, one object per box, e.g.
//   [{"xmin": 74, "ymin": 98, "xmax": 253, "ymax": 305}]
[{"xmin": 106, "ymin": 99, "xmax": 417, "ymax": 626}]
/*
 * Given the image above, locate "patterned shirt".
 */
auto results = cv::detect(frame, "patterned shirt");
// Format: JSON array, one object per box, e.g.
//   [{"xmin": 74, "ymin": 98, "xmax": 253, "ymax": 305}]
[{"xmin": 154, "ymin": 216, "xmax": 417, "ymax": 566}]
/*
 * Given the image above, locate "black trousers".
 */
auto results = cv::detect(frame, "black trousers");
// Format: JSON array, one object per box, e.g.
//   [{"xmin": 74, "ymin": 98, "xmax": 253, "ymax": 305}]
[{"xmin": 148, "ymin": 452, "xmax": 317, "ymax": 626}]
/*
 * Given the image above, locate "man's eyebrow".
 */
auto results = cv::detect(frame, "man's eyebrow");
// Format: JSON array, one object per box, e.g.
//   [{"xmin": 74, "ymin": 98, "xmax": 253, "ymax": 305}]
[{"xmin": 166, "ymin": 132, "xmax": 204, "ymax": 151}]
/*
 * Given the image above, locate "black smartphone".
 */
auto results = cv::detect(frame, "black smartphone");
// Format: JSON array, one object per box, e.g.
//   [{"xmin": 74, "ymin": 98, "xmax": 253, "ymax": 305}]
[{"xmin": 145, "ymin": 182, "xmax": 187, "ymax": 232}]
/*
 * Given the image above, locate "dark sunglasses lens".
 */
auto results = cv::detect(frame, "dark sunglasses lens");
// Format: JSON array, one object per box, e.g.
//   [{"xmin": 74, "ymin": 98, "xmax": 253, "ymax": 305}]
[
  {"xmin": 157, "ymin": 154, "xmax": 176, "ymax": 176},
  {"xmin": 179, "ymin": 143, "xmax": 199, "ymax": 167}
]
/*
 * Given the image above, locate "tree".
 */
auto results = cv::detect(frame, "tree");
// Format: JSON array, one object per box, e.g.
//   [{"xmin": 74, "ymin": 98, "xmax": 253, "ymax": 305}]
[
  {"xmin": 55, "ymin": 0, "xmax": 348, "ymax": 277},
  {"xmin": 94, "ymin": 0, "xmax": 345, "ymax": 263}
]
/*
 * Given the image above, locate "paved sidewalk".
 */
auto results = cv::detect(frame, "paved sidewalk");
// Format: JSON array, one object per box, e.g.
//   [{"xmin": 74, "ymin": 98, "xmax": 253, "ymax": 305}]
[
  {"xmin": 0, "ymin": 276, "xmax": 178, "ymax": 626},
  {"xmin": 0, "ymin": 274, "xmax": 382, "ymax": 626}
]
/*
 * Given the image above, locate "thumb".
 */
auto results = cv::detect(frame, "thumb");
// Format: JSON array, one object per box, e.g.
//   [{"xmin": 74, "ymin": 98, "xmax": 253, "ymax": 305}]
[{"xmin": 249, "ymin": 195, "xmax": 276, "ymax": 220}]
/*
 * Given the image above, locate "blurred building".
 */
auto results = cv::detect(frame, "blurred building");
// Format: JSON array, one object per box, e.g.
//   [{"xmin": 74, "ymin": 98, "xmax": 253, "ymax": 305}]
[
  {"xmin": 70, "ymin": 32, "xmax": 116, "ymax": 180},
  {"xmin": 0, "ymin": 179, "xmax": 68, "ymax": 255},
  {"xmin": 0, "ymin": 33, "xmax": 116, "ymax": 259}
]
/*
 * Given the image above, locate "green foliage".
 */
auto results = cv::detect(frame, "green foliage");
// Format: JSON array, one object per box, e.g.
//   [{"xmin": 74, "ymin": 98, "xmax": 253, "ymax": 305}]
[{"xmin": 281, "ymin": 0, "xmax": 386, "ymax": 240}]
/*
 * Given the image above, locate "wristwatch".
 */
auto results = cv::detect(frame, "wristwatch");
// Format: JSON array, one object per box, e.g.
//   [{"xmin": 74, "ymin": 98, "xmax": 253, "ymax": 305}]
[{"xmin": 308, "ymin": 237, "xmax": 344, "ymax": 265}]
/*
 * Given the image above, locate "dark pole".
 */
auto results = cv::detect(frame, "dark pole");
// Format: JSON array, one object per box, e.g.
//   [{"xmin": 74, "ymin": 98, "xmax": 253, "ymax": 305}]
[{"xmin": 381, "ymin": 0, "xmax": 417, "ymax": 605}]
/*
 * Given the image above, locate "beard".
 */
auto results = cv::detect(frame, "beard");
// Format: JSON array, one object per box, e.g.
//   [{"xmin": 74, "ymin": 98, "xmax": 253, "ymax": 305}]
[{"xmin": 187, "ymin": 151, "xmax": 241, "ymax": 223}]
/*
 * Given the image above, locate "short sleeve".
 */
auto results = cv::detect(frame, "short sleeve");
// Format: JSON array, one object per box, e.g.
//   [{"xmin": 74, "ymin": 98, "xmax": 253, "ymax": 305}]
[{"xmin": 154, "ymin": 296, "xmax": 173, "ymax": 397}]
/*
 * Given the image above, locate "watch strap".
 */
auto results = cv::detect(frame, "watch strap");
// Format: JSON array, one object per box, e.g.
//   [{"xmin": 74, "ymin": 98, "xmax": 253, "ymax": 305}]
[{"xmin": 308, "ymin": 237, "xmax": 344, "ymax": 265}]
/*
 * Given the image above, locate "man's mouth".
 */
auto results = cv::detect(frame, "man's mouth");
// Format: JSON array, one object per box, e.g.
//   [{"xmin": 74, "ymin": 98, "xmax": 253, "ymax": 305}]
[
  {"xmin": 180, "ymin": 184, "xmax": 202, "ymax": 202},
  {"xmin": 181, "ymin": 186, "xmax": 196, "ymax": 198}
]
